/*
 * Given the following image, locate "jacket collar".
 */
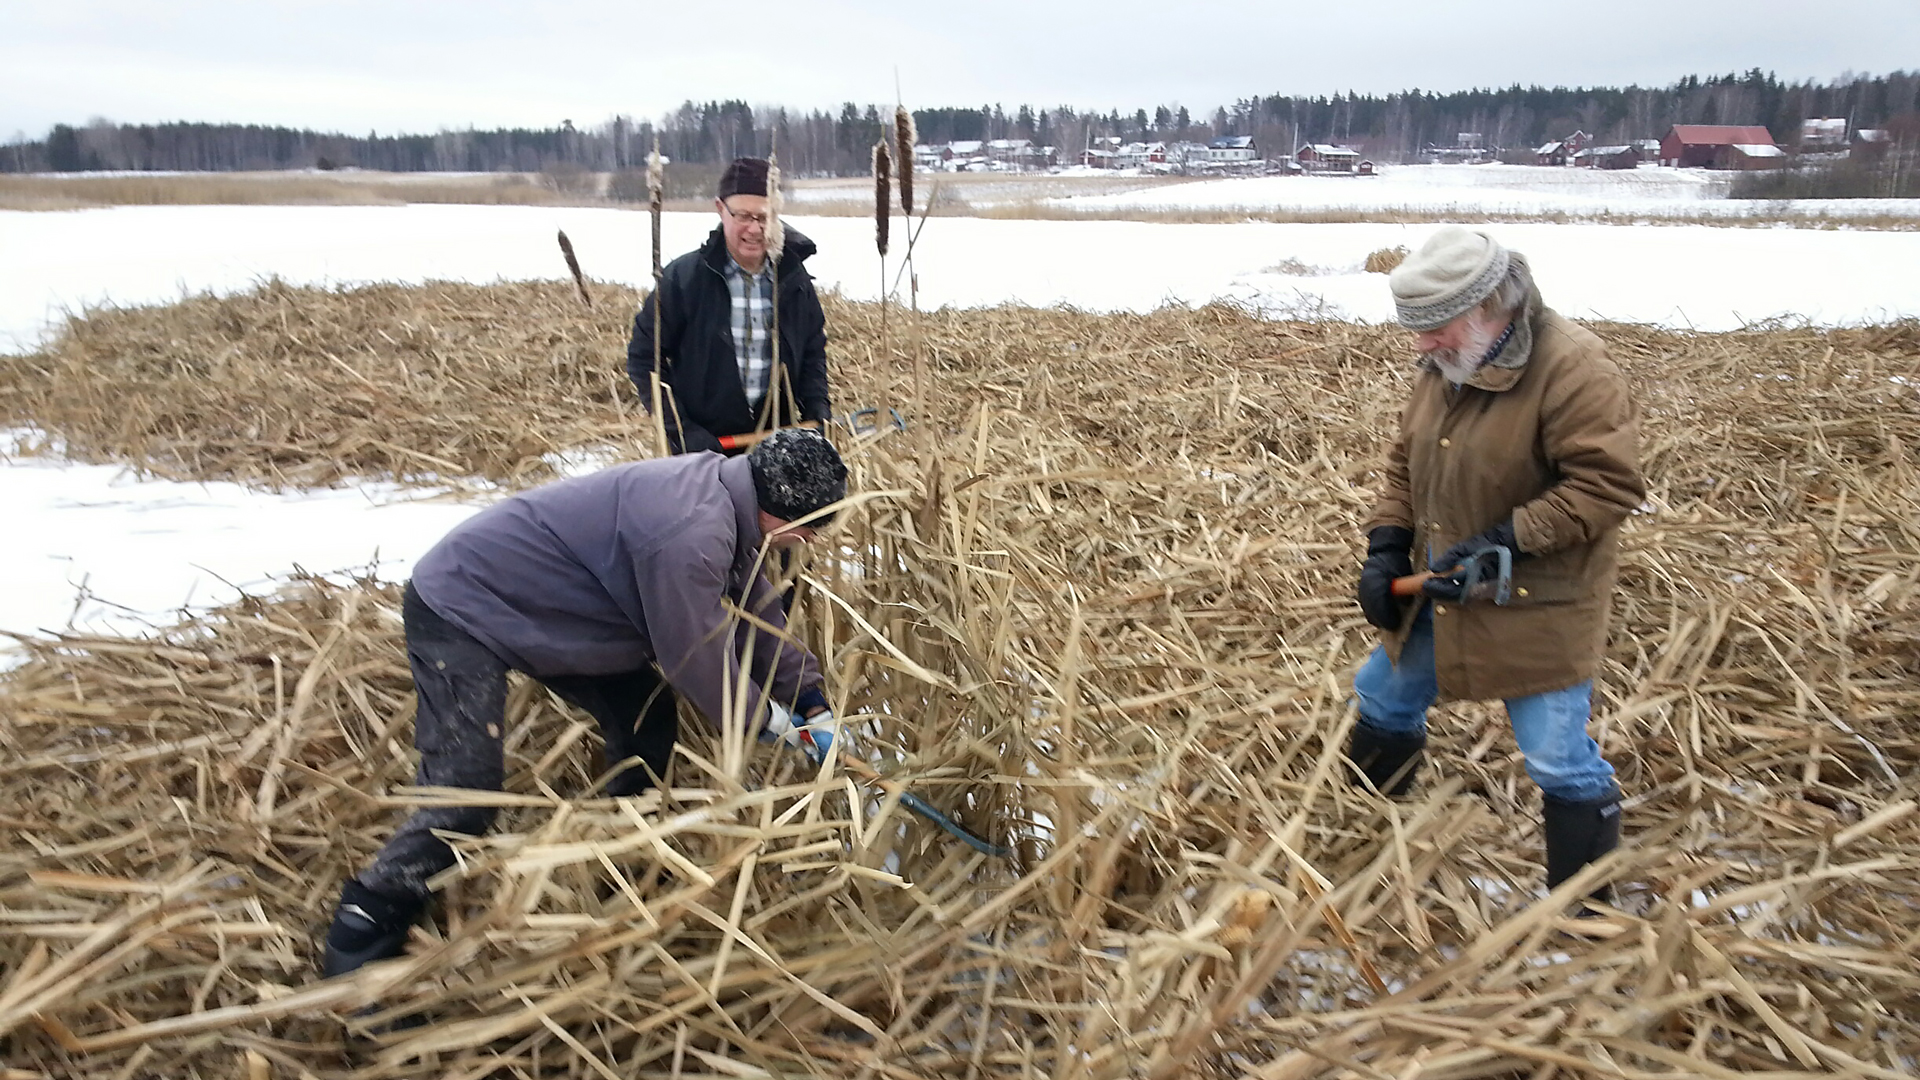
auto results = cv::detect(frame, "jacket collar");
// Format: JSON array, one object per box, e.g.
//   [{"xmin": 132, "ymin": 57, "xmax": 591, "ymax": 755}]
[{"xmin": 719, "ymin": 454, "xmax": 764, "ymax": 564}]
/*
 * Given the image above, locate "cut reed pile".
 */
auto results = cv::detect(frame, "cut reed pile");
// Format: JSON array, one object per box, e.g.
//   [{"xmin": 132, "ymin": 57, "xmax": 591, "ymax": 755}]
[
  {"xmin": 1363, "ymin": 246, "xmax": 1409, "ymax": 274},
  {"xmin": 3, "ymin": 282, "xmax": 1919, "ymax": 1079}
]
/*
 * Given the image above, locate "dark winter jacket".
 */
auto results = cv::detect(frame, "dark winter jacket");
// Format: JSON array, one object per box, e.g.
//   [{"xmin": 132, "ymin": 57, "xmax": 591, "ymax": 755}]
[
  {"xmin": 627, "ymin": 227, "xmax": 832, "ymax": 454},
  {"xmin": 410, "ymin": 455, "xmax": 825, "ymax": 728},
  {"xmin": 1365, "ymin": 255, "xmax": 1646, "ymax": 701}
]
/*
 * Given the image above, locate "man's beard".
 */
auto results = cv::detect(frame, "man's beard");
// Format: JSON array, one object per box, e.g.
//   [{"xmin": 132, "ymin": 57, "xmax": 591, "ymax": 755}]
[{"xmin": 1423, "ymin": 318, "xmax": 1502, "ymax": 384}]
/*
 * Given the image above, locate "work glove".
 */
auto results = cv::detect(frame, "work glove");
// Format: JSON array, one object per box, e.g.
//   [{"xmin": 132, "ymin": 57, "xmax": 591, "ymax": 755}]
[
  {"xmin": 1423, "ymin": 518, "xmax": 1524, "ymax": 603},
  {"xmin": 759, "ymin": 702, "xmax": 836, "ymax": 767},
  {"xmin": 1356, "ymin": 525, "xmax": 1415, "ymax": 630}
]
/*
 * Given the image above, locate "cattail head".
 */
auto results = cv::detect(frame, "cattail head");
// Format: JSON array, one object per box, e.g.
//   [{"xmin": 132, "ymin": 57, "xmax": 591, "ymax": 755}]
[
  {"xmin": 894, "ymin": 105, "xmax": 917, "ymax": 217},
  {"xmin": 873, "ymin": 140, "xmax": 892, "ymax": 258},
  {"xmin": 765, "ymin": 152, "xmax": 785, "ymax": 266}
]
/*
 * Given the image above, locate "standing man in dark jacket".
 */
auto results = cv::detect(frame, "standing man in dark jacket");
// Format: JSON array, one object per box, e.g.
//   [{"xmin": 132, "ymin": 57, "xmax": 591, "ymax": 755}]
[
  {"xmin": 319, "ymin": 429, "xmax": 848, "ymax": 978},
  {"xmin": 628, "ymin": 157, "xmax": 833, "ymax": 454},
  {"xmin": 1350, "ymin": 227, "xmax": 1646, "ymax": 907}
]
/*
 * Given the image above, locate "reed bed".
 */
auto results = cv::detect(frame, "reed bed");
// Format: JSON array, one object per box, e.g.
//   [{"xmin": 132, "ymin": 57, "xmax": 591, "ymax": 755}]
[
  {"xmin": 0, "ymin": 172, "xmax": 594, "ymax": 211},
  {"xmin": 2, "ymin": 283, "xmax": 1919, "ymax": 1078}
]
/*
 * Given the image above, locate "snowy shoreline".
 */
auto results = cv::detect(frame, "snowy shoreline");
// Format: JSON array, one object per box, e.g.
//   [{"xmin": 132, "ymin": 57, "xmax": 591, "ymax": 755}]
[{"xmin": 5, "ymin": 203, "xmax": 1920, "ymax": 357}]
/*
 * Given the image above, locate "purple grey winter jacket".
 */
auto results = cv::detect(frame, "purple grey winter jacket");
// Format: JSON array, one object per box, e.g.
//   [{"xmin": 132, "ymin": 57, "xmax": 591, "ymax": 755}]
[{"xmin": 410, "ymin": 454, "xmax": 824, "ymax": 727}]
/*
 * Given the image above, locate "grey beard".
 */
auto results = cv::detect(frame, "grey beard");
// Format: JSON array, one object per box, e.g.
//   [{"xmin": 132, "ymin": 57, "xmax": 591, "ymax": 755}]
[
  {"xmin": 1428, "ymin": 348, "xmax": 1480, "ymax": 384},
  {"xmin": 1422, "ymin": 320, "xmax": 1501, "ymax": 384}
]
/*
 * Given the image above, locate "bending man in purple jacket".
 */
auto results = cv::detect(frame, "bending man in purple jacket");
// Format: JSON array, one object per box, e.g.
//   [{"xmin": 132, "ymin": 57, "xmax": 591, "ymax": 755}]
[{"xmin": 320, "ymin": 428, "xmax": 847, "ymax": 978}]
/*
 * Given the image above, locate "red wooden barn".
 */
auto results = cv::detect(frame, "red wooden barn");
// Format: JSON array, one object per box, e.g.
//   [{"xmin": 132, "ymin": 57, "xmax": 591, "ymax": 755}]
[{"xmin": 1659, "ymin": 125, "xmax": 1777, "ymax": 168}]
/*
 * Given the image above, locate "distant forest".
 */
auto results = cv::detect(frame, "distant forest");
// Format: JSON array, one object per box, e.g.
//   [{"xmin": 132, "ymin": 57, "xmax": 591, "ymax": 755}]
[{"xmin": 5, "ymin": 69, "xmax": 1916, "ymax": 177}]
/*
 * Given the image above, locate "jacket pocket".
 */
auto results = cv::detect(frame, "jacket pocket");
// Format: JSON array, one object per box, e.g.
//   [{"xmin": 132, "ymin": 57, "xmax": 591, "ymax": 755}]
[{"xmin": 1507, "ymin": 550, "xmax": 1587, "ymax": 604}]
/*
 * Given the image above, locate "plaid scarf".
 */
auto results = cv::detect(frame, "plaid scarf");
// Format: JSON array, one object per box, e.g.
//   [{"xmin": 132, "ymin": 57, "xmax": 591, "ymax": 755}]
[{"xmin": 722, "ymin": 257, "xmax": 775, "ymax": 411}]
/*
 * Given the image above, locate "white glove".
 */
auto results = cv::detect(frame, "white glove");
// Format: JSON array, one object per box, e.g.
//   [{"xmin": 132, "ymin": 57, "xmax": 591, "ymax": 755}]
[
  {"xmin": 759, "ymin": 703, "xmax": 835, "ymax": 766},
  {"xmin": 758, "ymin": 700, "xmax": 798, "ymax": 746}
]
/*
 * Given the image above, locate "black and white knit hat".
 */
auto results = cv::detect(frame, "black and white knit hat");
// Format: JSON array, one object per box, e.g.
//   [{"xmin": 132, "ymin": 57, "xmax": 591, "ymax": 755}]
[
  {"xmin": 1389, "ymin": 227, "xmax": 1512, "ymax": 330},
  {"xmin": 748, "ymin": 428, "xmax": 848, "ymax": 524}
]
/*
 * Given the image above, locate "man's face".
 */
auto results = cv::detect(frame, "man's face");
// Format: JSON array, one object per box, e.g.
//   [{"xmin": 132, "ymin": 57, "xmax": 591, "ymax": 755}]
[
  {"xmin": 717, "ymin": 194, "xmax": 770, "ymax": 267},
  {"xmin": 1413, "ymin": 308, "xmax": 1503, "ymax": 383},
  {"xmin": 758, "ymin": 510, "xmax": 817, "ymax": 548}
]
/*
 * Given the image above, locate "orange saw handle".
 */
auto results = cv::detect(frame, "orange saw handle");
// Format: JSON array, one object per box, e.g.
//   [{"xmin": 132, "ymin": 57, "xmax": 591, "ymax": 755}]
[
  {"xmin": 1391, "ymin": 571, "xmax": 1435, "ymax": 598},
  {"xmin": 715, "ymin": 420, "xmax": 821, "ymax": 452}
]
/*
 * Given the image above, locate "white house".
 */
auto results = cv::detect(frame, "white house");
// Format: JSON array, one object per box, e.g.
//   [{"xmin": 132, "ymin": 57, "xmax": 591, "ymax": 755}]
[{"xmin": 1207, "ymin": 135, "xmax": 1258, "ymax": 163}]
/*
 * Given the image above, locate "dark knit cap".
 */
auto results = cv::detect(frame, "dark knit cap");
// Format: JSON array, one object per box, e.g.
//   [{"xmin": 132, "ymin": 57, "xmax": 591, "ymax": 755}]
[
  {"xmin": 717, "ymin": 157, "xmax": 771, "ymax": 200},
  {"xmin": 748, "ymin": 428, "xmax": 847, "ymax": 524}
]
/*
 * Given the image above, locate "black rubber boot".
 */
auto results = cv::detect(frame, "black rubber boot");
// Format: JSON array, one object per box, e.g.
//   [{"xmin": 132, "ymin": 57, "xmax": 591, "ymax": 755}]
[
  {"xmin": 1542, "ymin": 790, "xmax": 1623, "ymax": 904},
  {"xmin": 321, "ymin": 879, "xmax": 423, "ymax": 979},
  {"xmin": 1347, "ymin": 722, "xmax": 1426, "ymax": 797}
]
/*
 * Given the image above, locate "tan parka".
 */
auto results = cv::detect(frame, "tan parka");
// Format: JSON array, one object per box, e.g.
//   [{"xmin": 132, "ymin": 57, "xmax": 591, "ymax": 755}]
[{"xmin": 1365, "ymin": 257, "xmax": 1646, "ymax": 701}]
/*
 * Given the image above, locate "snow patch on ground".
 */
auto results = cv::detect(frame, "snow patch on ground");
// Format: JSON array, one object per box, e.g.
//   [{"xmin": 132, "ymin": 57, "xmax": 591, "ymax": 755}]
[{"xmin": 0, "ymin": 430, "xmax": 486, "ymax": 660}]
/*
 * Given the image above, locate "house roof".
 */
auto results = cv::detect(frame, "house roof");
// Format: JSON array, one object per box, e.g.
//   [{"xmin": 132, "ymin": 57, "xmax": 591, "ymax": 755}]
[
  {"xmin": 1209, "ymin": 136, "xmax": 1255, "ymax": 149},
  {"xmin": 948, "ymin": 140, "xmax": 983, "ymax": 153},
  {"xmin": 1668, "ymin": 125, "xmax": 1775, "ymax": 147},
  {"xmin": 1536, "ymin": 141, "xmax": 1563, "ymax": 154},
  {"xmin": 1857, "ymin": 129, "xmax": 1891, "ymax": 143},
  {"xmin": 1732, "ymin": 143, "xmax": 1787, "ymax": 157},
  {"xmin": 1301, "ymin": 143, "xmax": 1359, "ymax": 156}
]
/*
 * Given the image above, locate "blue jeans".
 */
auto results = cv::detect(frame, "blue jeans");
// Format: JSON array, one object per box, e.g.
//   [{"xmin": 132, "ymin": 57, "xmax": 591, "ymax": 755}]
[{"xmin": 1353, "ymin": 606, "xmax": 1617, "ymax": 802}]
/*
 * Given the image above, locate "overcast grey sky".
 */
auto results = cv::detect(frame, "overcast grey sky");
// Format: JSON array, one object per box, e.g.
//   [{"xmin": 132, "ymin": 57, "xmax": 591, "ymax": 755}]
[{"xmin": 5, "ymin": 0, "xmax": 1916, "ymax": 138}]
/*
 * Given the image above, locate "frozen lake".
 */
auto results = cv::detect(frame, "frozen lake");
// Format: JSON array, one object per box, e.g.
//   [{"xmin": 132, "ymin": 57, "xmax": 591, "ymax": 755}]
[{"xmin": 6, "ymin": 204, "xmax": 1920, "ymax": 356}]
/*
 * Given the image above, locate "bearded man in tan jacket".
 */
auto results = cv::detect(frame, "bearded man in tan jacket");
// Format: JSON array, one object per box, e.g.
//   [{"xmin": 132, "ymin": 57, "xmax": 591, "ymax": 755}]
[{"xmin": 1351, "ymin": 227, "xmax": 1646, "ymax": 907}]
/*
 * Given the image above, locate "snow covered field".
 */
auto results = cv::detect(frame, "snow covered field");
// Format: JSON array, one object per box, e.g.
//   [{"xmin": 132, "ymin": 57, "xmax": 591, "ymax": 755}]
[
  {"xmin": 793, "ymin": 164, "xmax": 1920, "ymax": 222},
  {"xmin": 1048, "ymin": 163, "xmax": 1912, "ymax": 220},
  {"xmin": 3, "ymin": 200, "xmax": 1918, "ymax": 651}
]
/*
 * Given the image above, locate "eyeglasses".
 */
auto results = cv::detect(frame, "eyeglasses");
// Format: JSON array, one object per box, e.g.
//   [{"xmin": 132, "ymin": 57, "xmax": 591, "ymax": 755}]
[{"xmin": 722, "ymin": 205, "xmax": 770, "ymax": 227}]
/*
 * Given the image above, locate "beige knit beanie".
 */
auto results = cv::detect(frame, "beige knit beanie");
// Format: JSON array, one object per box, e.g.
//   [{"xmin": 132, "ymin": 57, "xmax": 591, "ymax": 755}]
[{"xmin": 1389, "ymin": 227, "xmax": 1511, "ymax": 330}]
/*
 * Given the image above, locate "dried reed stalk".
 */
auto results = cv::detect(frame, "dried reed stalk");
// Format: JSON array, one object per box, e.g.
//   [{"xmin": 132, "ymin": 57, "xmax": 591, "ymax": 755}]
[
  {"xmin": 872, "ymin": 141, "xmax": 891, "ymax": 259},
  {"xmin": 764, "ymin": 150, "xmax": 789, "ymax": 432},
  {"xmin": 873, "ymin": 139, "xmax": 893, "ymax": 423},
  {"xmin": 4, "ymin": 286, "xmax": 1919, "ymax": 1078},
  {"xmin": 647, "ymin": 137, "xmax": 668, "ymax": 457}
]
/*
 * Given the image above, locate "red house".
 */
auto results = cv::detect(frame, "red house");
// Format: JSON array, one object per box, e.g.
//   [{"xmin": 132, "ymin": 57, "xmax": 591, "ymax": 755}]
[{"xmin": 1659, "ymin": 125, "xmax": 1777, "ymax": 168}]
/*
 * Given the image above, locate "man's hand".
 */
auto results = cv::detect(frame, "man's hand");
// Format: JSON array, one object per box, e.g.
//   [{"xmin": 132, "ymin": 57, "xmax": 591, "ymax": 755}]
[
  {"xmin": 1423, "ymin": 518, "xmax": 1522, "ymax": 603},
  {"xmin": 1357, "ymin": 525, "xmax": 1415, "ymax": 630},
  {"xmin": 760, "ymin": 702, "xmax": 836, "ymax": 766},
  {"xmin": 795, "ymin": 710, "xmax": 835, "ymax": 766},
  {"xmin": 1429, "ymin": 518, "xmax": 1522, "ymax": 576}
]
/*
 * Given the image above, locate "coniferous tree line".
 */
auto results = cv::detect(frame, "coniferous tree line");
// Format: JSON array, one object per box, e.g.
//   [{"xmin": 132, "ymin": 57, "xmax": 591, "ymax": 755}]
[{"xmin": 5, "ymin": 69, "xmax": 1916, "ymax": 178}]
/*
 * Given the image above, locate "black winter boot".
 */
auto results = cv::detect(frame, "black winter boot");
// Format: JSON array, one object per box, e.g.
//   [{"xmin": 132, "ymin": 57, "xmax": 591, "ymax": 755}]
[
  {"xmin": 1347, "ymin": 722, "xmax": 1426, "ymax": 797},
  {"xmin": 322, "ymin": 879, "xmax": 424, "ymax": 978},
  {"xmin": 1542, "ymin": 790, "xmax": 1623, "ymax": 904}
]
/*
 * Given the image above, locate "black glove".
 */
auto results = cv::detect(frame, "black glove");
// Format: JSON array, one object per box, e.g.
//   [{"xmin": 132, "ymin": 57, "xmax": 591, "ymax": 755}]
[
  {"xmin": 1423, "ymin": 518, "xmax": 1523, "ymax": 603},
  {"xmin": 1356, "ymin": 525, "xmax": 1415, "ymax": 629}
]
